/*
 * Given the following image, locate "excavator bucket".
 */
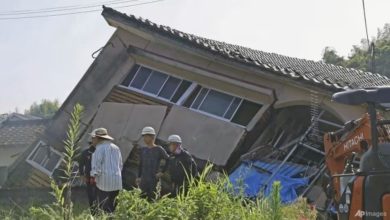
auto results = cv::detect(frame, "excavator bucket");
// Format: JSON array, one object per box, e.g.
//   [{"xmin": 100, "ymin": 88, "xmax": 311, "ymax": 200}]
[{"xmin": 332, "ymin": 87, "xmax": 390, "ymax": 105}]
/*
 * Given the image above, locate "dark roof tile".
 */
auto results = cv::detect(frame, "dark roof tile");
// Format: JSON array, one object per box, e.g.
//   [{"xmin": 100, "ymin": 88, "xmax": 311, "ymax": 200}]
[
  {"xmin": 102, "ymin": 6, "xmax": 390, "ymax": 91},
  {"xmin": 0, "ymin": 120, "xmax": 48, "ymax": 147}
]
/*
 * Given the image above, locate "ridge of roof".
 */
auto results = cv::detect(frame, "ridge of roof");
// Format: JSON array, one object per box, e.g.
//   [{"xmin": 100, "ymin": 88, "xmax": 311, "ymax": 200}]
[
  {"xmin": 1, "ymin": 118, "xmax": 50, "ymax": 127},
  {"xmin": 102, "ymin": 6, "xmax": 390, "ymax": 91}
]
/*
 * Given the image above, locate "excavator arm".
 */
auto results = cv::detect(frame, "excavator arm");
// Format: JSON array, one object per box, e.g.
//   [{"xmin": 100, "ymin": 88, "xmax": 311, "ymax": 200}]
[
  {"xmin": 323, "ymin": 114, "xmax": 372, "ymax": 202},
  {"xmin": 324, "ymin": 112, "xmax": 390, "ymax": 203}
]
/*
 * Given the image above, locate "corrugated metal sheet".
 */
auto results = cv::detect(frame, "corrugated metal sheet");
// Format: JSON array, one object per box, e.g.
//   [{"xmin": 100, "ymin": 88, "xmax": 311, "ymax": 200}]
[
  {"xmin": 229, "ymin": 160, "xmax": 309, "ymax": 203},
  {"xmin": 242, "ymin": 160, "xmax": 308, "ymax": 177}
]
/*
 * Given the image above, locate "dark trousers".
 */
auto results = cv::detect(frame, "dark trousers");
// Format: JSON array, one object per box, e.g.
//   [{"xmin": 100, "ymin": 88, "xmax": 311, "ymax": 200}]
[
  {"xmin": 140, "ymin": 179, "xmax": 158, "ymax": 201},
  {"xmin": 172, "ymin": 181, "xmax": 189, "ymax": 197},
  {"xmin": 86, "ymin": 183, "xmax": 98, "ymax": 215},
  {"xmin": 97, "ymin": 188, "xmax": 119, "ymax": 213}
]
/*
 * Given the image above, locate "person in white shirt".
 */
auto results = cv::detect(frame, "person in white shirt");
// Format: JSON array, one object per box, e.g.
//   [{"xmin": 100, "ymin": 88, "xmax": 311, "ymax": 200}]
[{"xmin": 90, "ymin": 128, "xmax": 123, "ymax": 214}]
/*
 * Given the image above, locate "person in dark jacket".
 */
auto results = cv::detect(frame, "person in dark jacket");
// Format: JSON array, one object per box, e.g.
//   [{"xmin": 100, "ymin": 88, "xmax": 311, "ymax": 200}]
[
  {"xmin": 78, "ymin": 141, "xmax": 97, "ymax": 215},
  {"xmin": 136, "ymin": 126, "xmax": 169, "ymax": 201},
  {"xmin": 167, "ymin": 134, "xmax": 198, "ymax": 196}
]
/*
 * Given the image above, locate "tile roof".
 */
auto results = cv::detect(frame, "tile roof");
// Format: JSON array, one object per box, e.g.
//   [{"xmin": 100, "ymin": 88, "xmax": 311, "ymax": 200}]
[
  {"xmin": 102, "ymin": 6, "xmax": 390, "ymax": 91},
  {"xmin": 2, "ymin": 113, "xmax": 42, "ymax": 122},
  {"xmin": 0, "ymin": 119, "xmax": 48, "ymax": 147}
]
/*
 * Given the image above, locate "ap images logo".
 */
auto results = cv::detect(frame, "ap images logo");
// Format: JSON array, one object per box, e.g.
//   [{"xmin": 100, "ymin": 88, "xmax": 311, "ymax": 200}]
[
  {"xmin": 355, "ymin": 210, "xmax": 387, "ymax": 218},
  {"xmin": 355, "ymin": 210, "xmax": 364, "ymax": 218}
]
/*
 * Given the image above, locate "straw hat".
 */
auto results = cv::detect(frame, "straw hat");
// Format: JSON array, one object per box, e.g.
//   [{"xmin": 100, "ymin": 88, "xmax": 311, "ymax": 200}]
[{"xmin": 89, "ymin": 128, "xmax": 114, "ymax": 140}]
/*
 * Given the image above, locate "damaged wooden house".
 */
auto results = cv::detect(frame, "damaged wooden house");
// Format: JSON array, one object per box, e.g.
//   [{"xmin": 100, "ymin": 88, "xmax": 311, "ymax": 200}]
[
  {"xmin": 4, "ymin": 6, "xmax": 390, "ymax": 206},
  {"xmin": 0, "ymin": 113, "xmax": 48, "ymax": 188}
]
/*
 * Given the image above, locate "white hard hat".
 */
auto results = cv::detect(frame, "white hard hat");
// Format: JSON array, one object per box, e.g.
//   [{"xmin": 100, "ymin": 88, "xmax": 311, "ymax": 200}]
[
  {"xmin": 142, "ymin": 126, "xmax": 156, "ymax": 135},
  {"xmin": 168, "ymin": 134, "xmax": 182, "ymax": 143}
]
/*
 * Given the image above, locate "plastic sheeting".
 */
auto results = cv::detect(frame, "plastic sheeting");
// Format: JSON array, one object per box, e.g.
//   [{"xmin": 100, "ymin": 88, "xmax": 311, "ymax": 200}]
[{"xmin": 229, "ymin": 160, "xmax": 309, "ymax": 203}]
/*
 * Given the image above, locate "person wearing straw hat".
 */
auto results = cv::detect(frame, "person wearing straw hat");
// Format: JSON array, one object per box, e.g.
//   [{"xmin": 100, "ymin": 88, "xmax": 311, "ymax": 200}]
[
  {"xmin": 136, "ymin": 126, "xmax": 169, "ymax": 201},
  {"xmin": 90, "ymin": 128, "xmax": 123, "ymax": 214}
]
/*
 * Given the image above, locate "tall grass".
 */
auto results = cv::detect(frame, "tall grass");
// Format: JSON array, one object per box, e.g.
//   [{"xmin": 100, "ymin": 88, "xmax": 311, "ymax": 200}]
[
  {"xmin": 115, "ymin": 165, "xmax": 317, "ymax": 220},
  {"xmin": 13, "ymin": 165, "xmax": 316, "ymax": 220}
]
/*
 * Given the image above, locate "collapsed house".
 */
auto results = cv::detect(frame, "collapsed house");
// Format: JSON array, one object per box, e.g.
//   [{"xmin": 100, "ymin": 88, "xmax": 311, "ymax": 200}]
[
  {"xmin": 0, "ymin": 113, "xmax": 48, "ymax": 187},
  {"xmin": 4, "ymin": 6, "xmax": 390, "ymax": 207}
]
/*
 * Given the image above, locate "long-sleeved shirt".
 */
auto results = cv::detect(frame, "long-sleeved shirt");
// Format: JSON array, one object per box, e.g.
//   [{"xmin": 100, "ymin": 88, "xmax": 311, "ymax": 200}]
[
  {"xmin": 138, "ymin": 145, "xmax": 169, "ymax": 181},
  {"xmin": 167, "ymin": 148, "xmax": 198, "ymax": 185},
  {"xmin": 78, "ymin": 146, "xmax": 95, "ymax": 177},
  {"xmin": 91, "ymin": 140, "xmax": 123, "ymax": 192}
]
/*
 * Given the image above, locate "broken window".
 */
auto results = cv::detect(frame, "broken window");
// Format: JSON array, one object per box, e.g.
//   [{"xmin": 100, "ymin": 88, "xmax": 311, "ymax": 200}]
[
  {"xmin": 232, "ymin": 100, "xmax": 263, "ymax": 126},
  {"xmin": 121, "ymin": 65, "xmax": 191, "ymax": 103},
  {"xmin": 26, "ymin": 141, "xmax": 63, "ymax": 176}
]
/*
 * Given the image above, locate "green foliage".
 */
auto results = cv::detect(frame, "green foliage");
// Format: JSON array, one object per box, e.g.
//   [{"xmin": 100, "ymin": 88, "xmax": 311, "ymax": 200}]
[
  {"xmin": 322, "ymin": 47, "xmax": 345, "ymax": 66},
  {"xmin": 5, "ymin": 165, "xmax": 316, "ymax": 220},
  {"xmin": 0, "ymin": 208, "xmax": 18, "ymax": 220},
  {"xmin": 24, "ymin": 99, "xmax": 60, "ymax": 118},
  {"xmin": 62, "ymin": 103, "xmax": 84, "ymax": 189},
  {"xmin": 268, "ymin": 181, "xmax": 282, "ymax": 220},
  {"xmin": 322, "ymin": 23, "xmax": 390, "ymax": 76},
  {"xmin": 115, "ymin": 165, "xmax": 316, "ymax": 220}
]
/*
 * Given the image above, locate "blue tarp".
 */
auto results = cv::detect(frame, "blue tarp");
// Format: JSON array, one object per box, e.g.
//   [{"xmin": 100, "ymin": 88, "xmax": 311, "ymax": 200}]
[{"xmin": 229, "ymin": 160, "xmax": 309, "ymax": 203}]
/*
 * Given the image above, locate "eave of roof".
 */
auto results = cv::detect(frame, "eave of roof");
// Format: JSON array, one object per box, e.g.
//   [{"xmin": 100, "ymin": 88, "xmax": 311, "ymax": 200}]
[{"xmin": 101, "ymin": 6, "xmax": 390, "ymax": 92}]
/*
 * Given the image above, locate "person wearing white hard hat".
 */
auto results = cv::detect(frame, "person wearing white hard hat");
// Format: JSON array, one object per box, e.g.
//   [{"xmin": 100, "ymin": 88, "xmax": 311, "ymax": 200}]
[
  {"xmin": 136, "ymin": 126, "xmax": 169, "ymax": 201},
  {"xmin": 90, "ymin": 128, "xmax": 123, "ymax": 213},
  {"xmin": 166, "ymin": 134, "xmax": 198, "ymax": 197}
]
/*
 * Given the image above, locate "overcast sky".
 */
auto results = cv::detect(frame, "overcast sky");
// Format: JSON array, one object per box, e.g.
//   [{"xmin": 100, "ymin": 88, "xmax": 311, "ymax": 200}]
[{"xmin": 1, "ymin": 0, "xmax": 389, "ymax": 114}]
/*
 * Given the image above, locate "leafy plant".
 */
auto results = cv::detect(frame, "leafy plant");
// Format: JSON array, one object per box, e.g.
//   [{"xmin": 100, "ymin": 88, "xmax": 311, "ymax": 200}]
[
  {"xmin": 28, "ymin": 104, "xmax": 85, "ymax": 220},
  {"xmin": 114, "ymin": 165, "xmax": 317, "ymax": 220}
]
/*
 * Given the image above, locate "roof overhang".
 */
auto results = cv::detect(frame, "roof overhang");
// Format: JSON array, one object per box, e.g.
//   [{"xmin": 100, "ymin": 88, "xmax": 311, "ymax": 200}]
[{"xmin": 101, "ymin": 7, "xmax": 339, "ymax": 96}]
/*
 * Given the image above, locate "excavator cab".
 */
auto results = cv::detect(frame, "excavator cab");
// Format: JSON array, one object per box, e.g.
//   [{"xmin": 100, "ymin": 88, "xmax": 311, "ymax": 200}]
[{"xmin": 331, "ymin": 87, "xmax": 390, "ymax": 220}]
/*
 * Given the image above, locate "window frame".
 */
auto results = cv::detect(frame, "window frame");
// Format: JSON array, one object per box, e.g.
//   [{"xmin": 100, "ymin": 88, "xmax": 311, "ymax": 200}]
[
  {"xmin": 188, "ymin": 86, "xmax": 263, "ymax": 126},
  {"xmin": 122, "ymin": 65, "xmax": 193, "ymax": 104},
  {"xmin": 191, "ymin": 88, "xmax": 242, "ymax": 119},
  {"xmin": 121, "ymin": 64, "xmax": 264, "ymax": 127},
  {"xmin": 26, "ymin": 141, "xmax": 63, "ymax": 176},
  {"xmin": 224, "ymin": 97, "xmax": 244, "ymax": 120}
]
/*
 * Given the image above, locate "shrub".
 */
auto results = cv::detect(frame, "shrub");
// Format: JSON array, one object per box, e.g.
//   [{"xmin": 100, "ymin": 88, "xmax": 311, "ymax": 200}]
[
  {"xmin": 10, "ymin": 166, "xmax": 316, "ymax": 220},
  {"xmin": 114, "ymin": 165, "xmax": 317, "ymax": 220}
]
